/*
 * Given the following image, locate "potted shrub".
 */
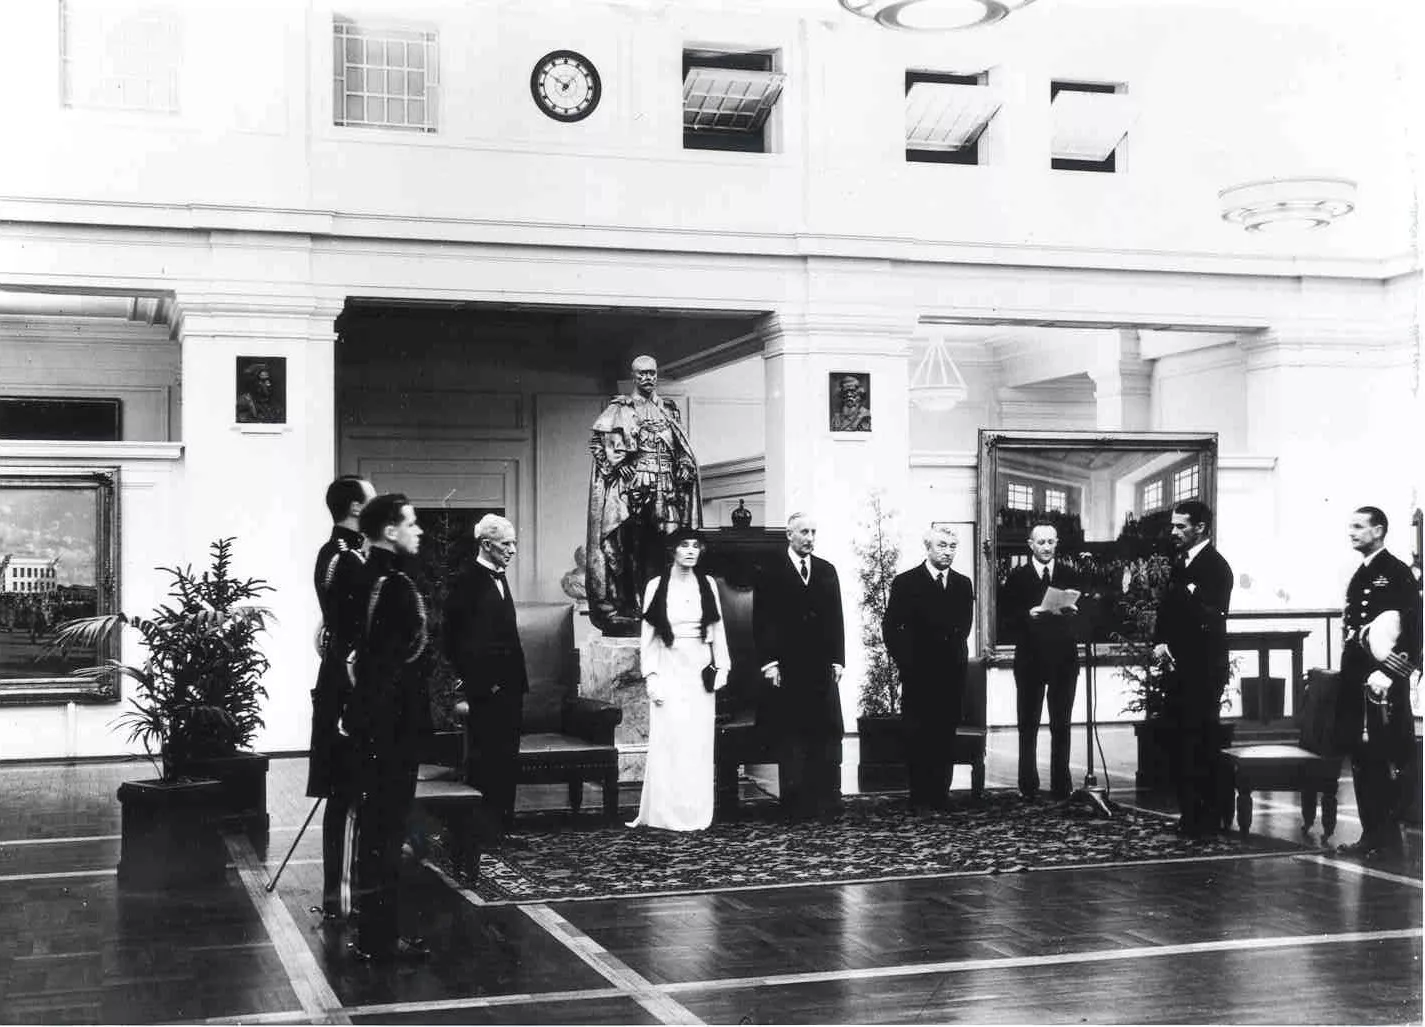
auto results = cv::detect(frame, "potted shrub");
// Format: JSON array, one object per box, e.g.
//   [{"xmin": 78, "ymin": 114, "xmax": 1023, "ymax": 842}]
[
  {"xmin": 49, "ymin": 537, "xmax": 274, "ymax": 884},
  {"xmin": 853, "ymin": 491, "xmax": 906, "ymax": 791},
  {"xmin": 1114, "ymin": 553, "xmax": 1235, "ymax": 791}
]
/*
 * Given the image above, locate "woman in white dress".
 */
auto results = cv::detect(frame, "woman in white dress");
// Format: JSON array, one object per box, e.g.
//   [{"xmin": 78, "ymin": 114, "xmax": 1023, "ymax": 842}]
[{"xmin": 627, "ymin": 528, "xmax": 730, "ymax": 831}]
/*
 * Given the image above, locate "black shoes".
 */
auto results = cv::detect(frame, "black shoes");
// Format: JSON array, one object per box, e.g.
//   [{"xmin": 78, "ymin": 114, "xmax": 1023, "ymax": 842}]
[{"xmin": 1338, "ymin": 832, "xmax": 1404, "ymax": 861}]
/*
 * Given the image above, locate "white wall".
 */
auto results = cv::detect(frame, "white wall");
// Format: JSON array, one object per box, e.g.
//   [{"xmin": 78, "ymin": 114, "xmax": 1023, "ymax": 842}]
[{"xmin": 2, "ymin": 0, "xmax": 1413, "ymax": 270}]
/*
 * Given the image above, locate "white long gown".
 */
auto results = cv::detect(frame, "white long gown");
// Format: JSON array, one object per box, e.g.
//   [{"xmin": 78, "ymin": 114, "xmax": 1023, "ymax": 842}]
[{"xmin": 627, "ymin": 574, "xmax": 730, "ymax": 831}]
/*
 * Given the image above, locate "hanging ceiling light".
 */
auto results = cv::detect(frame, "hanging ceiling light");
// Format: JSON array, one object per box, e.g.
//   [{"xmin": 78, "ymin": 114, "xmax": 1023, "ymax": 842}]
[
  {"xmin": 839, "ymin": 0, "xmax": 1039, "ymax": 31},
  {"xmin": 1218, "ymin": 177, "xmax": 1357, "ymax": 233},
  {"xmin": 909, "ymin": 339, "xmax": 969, "ymax": 411}
]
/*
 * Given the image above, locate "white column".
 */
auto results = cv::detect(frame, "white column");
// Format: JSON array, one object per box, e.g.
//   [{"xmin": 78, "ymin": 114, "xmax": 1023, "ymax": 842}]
[
  {"xmin": 172, "ymin": 292, "xmax": 343, "ymax": 753},
  {"xmin": 762, "ymin": 309, "xmax": 914, "ymax": 727},
  {"xmin": 1089, "ymin": 329, "xmax": 1152, "ymax": 431}
]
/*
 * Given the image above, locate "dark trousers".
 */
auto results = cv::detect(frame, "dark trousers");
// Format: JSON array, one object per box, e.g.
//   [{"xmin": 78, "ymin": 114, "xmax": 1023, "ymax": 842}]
[
  {"xmin": 1350, "ymin": 676, "xmax": 1412, "ymax": 848},
  {"xmin": 1166, "ymin": 696, "xmax": 1223, "ymax": 832},
  {"xmin": 1014, "ymin": 655, "xmax": 1078, "ymax": 798},
  {"xmin": 320, "ymin": 739, "xmax": 358, "ymax": 915},
  {"xmin": 355, "ymin": 759, "xmax": 417, "ymax": 955},
  {"xmin": 466, "ymin": 688, "xmax": 524, "ymax": 833},
  {"xmin": 779, "ymin": 732, "xmax": 843, "ymax": 819},
  {"xmin": 903, "ymin": 686, "xmax": 963, "ymax": 807}
]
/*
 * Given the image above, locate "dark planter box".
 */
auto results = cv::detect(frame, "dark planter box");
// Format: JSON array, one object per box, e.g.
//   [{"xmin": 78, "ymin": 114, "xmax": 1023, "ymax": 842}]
[
  {"xmin": 856, "ymin": 715, "xmax": 907, "ymax": 792},
  {"xmin": 116, "ymin": 778, "xmax": 229, "ymax": 889},
  {"xmin": 1240, "ymin": 676, "xmax": 1286, "ymax": 722},
  {"xmin": 1134, "ymin": 719, "xmax": 1236, "ymax": 793},
  {"xmin": 181, "ymin": 751, "xmax": 270, "ymax": 846}
]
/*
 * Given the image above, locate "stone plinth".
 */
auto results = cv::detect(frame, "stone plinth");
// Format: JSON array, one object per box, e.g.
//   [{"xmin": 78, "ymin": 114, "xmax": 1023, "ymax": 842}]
[{"xmin": 579, "ymin": 633, "xmax": 648, "ymax": 781}]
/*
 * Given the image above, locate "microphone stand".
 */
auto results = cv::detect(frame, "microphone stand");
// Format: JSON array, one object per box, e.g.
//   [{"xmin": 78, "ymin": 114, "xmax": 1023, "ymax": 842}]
[{"xmin": 1067, "ymin": 594, "xmax": 1114, "ymax": 818}]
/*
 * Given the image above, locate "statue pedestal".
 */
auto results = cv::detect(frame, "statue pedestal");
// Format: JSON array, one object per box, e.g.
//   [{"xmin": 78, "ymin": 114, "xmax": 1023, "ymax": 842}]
[{"xmin": 578, "ymin": 633, "xmax": 647, "ymax": 781}]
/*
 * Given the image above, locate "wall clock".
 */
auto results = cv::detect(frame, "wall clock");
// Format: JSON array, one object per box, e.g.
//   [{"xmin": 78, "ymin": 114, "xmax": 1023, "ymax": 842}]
[{"xmin": 530, "ymin": 50, "xmax": 601, "ymax": 123}]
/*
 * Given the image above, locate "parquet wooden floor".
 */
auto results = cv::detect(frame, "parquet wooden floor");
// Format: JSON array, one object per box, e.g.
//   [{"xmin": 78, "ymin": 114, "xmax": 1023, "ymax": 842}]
[{"xmin": 0, "ymin": 725, "xmax": 1419, "ymax": 1025}]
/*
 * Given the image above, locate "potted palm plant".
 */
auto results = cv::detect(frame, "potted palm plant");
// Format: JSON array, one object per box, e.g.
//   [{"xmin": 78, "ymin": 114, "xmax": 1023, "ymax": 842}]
[
  {"xmin": 49, "ymin": 537, "xmax": 274, "ymax": 886},
  {"xmin": 853, "ymin": 491, "xmax": 905, "ymax": 790}
]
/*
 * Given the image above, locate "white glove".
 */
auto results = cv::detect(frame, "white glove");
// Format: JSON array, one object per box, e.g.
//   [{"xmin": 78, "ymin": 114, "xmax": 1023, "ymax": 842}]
[{"xmin": 1366, "ymin": 670, "xmax": 1392, "ymax": 696}]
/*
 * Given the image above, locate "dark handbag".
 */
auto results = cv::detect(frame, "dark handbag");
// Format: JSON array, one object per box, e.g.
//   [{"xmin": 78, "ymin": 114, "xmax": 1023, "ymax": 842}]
[{"xmin": 702, "ymin": 654, "xmax": 718, "ymax": 693}]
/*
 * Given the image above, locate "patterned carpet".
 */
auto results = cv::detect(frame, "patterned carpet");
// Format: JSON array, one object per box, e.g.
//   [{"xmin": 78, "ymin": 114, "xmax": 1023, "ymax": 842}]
[{"xmin": 429, "ymin": 790, "xmax": 1308, "ymax": 905}]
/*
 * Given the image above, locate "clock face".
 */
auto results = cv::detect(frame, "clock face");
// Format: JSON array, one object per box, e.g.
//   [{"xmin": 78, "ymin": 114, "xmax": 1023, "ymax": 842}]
[{"xmin": 530, "ymin": 50, "xmax": 601, "ymax": 123}]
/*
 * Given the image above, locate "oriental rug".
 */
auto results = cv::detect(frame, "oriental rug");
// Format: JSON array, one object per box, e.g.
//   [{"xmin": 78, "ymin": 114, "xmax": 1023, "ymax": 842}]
[{"xmin": 428, "ymin": 790, "xmax": 1310, "ymax": 905}]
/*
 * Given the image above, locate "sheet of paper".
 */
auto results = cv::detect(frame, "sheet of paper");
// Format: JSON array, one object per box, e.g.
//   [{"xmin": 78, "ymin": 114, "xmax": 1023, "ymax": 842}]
[{"xmin": 1039, "ymin": 586, "xmax": 1081, "ymax": 614}]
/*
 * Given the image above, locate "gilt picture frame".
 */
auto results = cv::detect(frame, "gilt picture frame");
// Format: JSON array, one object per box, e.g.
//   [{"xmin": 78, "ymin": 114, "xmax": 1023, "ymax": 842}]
[
  {"xmin": 0, "ymin": 467, "xmax": 121, "ymax": 704},
  {"xmin": 976, "ymin": 430, "xmax": 1218, "ymax": 657}
]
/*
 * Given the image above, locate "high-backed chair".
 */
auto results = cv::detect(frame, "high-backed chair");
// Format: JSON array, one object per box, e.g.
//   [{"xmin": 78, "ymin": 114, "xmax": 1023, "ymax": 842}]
[{"xmin": 1218, "ymin": 667, "xmax": 1346, "ymax": 836}]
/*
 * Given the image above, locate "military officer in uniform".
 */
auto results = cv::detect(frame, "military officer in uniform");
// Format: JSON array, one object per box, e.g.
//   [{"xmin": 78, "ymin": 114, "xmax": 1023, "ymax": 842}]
[
  {"xmin": 348, "ymin": 494, "xmax": 431, "ymax": 962},
  {"xmin": 1336, "ymin": 506, "xmax": 1421, "ymax": 860},
  {"xmin": 307, "ymin": 474, "xmax": 374, "ymax": 920}
]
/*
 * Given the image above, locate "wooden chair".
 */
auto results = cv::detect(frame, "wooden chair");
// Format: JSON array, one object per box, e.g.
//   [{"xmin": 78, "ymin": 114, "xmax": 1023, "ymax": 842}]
[
  {"xmin": 413, "ymin": 760, "xmax": 483, "ymax": 880},
  {"xmin": 1217, "ymin": 667, "xmax": 1346, "ymax": 836}
]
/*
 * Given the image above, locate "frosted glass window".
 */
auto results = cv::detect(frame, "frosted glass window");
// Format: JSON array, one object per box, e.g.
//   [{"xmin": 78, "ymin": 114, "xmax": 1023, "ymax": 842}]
[
  {"xmin": 60, "ymin": 1, "xmax": 180, "ymax": 113},
  {"xmin": 333, "ymin": 18, "xmax": 438, "ymax": 132}
]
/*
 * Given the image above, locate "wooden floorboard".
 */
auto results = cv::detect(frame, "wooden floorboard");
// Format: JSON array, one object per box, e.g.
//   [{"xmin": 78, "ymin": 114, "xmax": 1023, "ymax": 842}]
[
  {"xmin": 670, "ymin": 935, "xmax": 1424, "ymax": 1025},
  {"xmin": 0, "ymin": 727, "xmax": 1419, "ymax": 1024},
  {"xmin": 0, "ymin": 872, "xmax": 299, "ymax": 1025},
  {"xmin": 268, "ymin": 861, "xmax": 611, "ymax": 1009}
]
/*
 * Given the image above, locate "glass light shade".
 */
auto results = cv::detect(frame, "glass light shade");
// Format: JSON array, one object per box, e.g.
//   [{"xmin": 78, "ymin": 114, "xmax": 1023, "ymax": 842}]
[
  {"xmin": 839, "ymin": 0, "xmax": 1038, "ymax": 31},
  {"xmin": 909, "ymin": 340, "xmax": 969, "ymax": 412},
  {"xmin": 1218, "ymin": 178, "xmax": 1357, "ymax": 233}
]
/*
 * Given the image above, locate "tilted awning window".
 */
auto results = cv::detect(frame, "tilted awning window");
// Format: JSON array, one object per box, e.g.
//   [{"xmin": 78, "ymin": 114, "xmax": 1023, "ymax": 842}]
[
  {"xmin": 1050, "ymin": 89, "xmax": 1134, "ymax": 162},
  {"xmin": 905, "ymin": 81, "xmax": 1002, "ymax": 151},
  {"xmin": 683, "ymin": 67, "xmax": 786, "ymax": 133}
]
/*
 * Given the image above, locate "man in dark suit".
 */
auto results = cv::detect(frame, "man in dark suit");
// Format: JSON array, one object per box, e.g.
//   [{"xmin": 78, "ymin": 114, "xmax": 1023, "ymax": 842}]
[
  {"xmin": 882, "ymin": 525, "xmax": 975, "ymax": 810},
  {"xmin": 1001, "ymin": 523, "xmax": 1082, "ymax": 801},
  {"xmin": 753, "ymin": 512, "xmax": 846, "ymax": 820},
  {"xmin": 349, "ymin": 494, "xmax": 430, "ymax": 962},
  {"xmin": 1336, "ymin": 506, "xmax": 1420, "ymax": 860},
  {"xmin": 307, "ymin": 474, "xmax": 373, "ymax": 921},
  {"xmin": 445, "ymin": 514, "xmax": 527, "ymax": 840},
  {"xmin": 1152, "ymin": 499, "xmax": 1234, "ymax": 837}
]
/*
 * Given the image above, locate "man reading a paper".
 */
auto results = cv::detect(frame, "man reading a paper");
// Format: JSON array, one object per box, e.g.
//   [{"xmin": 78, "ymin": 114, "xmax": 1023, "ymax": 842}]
[{"xmin": 1001, "ymin": 523, "xmax": 1082, "ymax": 800}]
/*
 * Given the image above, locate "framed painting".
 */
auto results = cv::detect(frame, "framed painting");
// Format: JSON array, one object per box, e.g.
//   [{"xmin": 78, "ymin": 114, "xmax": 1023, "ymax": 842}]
[
  {"xmin": 977, "ymin": 430, "xmax": 1218, "ymax": 656},
  {"xmin": 235, "ymin": 356, "xmax": 287, "ymax": 425},
  {"xmin": 0, "ymin": 468, "xmax": 121, "ymax": 703},
  {"xmin": 829, "ymin": 372, "xmax": 872, "ymax": 433}
]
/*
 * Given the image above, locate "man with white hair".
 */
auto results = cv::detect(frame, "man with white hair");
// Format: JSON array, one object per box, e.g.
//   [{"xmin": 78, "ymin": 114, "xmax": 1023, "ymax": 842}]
[
  {"xmin": 753, "ymin": 512, "xmax": 847, "ymax": 820},
  {"xmin": 883, "ymin": 524, "xmax": 974, "ymax": 810},
  {"xmin": 445, "ymin": 513, "xmax": 528, "ymax": 841}
]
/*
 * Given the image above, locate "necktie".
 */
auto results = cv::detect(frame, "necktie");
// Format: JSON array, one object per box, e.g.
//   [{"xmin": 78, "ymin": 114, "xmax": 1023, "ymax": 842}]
[
  {"xmin": 1041, "ymin": 564, "xmax": 1050, "ymax": 583},
  {"xmin": 799, "ymin": 558, "xmax": 809, "ymax": 585},
  {"xmin": 936, "ymin": 571, "xmax": 945, "ymax": 590}
]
